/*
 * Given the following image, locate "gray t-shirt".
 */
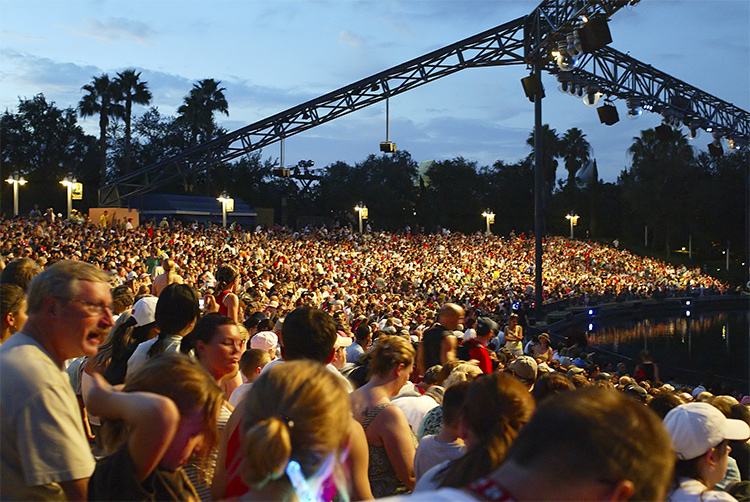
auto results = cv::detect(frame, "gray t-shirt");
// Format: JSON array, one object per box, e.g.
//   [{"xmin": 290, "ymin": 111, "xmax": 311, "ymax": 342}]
[{"xmin": 0, "ymin": 333, "xmax": 95, "ymax": 500}]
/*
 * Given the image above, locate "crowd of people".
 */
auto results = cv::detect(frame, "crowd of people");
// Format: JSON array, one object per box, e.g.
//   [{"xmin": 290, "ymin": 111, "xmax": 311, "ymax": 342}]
[{"xmin": 0, "ymin": 213, "xmax": 747, "ymax": 502}]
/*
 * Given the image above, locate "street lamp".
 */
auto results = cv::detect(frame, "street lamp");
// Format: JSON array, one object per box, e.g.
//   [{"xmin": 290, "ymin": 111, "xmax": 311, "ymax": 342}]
[
  {"xmin": 216, "ymin": 192, "xmax": 234, "ymax": 228},
  {"xmin": 565, "ymin": 212, "xmax": 579, "ymax": 239},
  {"xmin": 5, "ymin": 174, "xmax": 27, "ymax": 216},
  {"xmin": 60, "ymin": 176, "xmax": 77, "ymax": 220},
  {"xmin": 481, "ymin": 209, "xmax": 495, "ymax": 234},
  {"xmin": 354, "ymin": 203, "xmax": 368, "ymax": 234}
]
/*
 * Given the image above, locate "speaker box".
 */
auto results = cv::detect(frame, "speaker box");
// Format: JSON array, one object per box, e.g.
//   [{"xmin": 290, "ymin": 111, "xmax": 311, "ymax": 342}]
[
  {"xmin": 521, "ymin": 75, "xmax": 545, "ymax": 102},
  {"xmin": 580, "ymin": 17, "xmax": 612, "ymax": 53},
  {"xmin": 597, "ymin": 104, "xmax": 619, "ymax": 125}
]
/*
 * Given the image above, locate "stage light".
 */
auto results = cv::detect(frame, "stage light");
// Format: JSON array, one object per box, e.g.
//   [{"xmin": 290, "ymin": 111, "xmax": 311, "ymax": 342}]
[
  {"xmin": 583, "ymin": 88, "xmax": 601, "ymax": 107},
  {"xmin": 555, "ymin": 42, "xmax": 578, "ymax": 71}
]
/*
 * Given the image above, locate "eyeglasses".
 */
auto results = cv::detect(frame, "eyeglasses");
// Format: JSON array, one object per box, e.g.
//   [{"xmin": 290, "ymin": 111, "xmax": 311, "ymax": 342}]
[{"xmin": 56, "ymin": 297, "xmax": 114, "ymax": 317}]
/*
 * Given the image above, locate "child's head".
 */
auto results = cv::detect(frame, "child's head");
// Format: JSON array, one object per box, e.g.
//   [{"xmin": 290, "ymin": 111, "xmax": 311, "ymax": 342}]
[
  {"xmin": 240, "ymin": 360, "xmax": 350, "ymax": 491},
  {"xmin": 239, "ymin": 348, "xmax": 271, "ymax": 383},
  {"xmin": 106, "ymin": 354, "xmax": 224, "ymax": 470}
]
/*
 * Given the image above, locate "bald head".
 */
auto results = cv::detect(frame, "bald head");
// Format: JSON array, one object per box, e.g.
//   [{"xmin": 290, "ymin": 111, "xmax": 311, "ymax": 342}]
[{"xmin": 439, "ymin": 303, "xmax": 464, "ymax": 331}]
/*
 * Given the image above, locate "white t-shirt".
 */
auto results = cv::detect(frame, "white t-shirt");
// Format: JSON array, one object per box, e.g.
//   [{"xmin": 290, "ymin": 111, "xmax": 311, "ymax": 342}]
[
  {"xmin": 127, "ymin": 335, "xmax": 183, "ymax": 376},
  {"xmin": 228, "ymin": 382, "xmax": 253, "ymax": 409},
  {"xmin": 667, "ymin": 477, "xmax": 737, "ymax": 502},
  {"xmin": 391, "ymin": 395, "xmax": 439, "ymax": 434},
  {"xmin": 414, "ymin": 435, "xmax": 466, "ymax": 481}
]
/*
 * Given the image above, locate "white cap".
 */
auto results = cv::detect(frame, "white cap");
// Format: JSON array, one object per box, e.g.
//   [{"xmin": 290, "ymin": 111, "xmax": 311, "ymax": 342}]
[
  {"xmin": 663, "ymin": 402, "xmax": 750, "ymax": 460},
  {"xmin": 334, "ymin": 333, "xmax": 353, "ymax": 349},
  {"xmin": 250, "ymin": 331, "xmax": 278, "ymax": 351},
  {"xmin": 131, "ymin": 296, "xmax": 158, "ymax": 327}
]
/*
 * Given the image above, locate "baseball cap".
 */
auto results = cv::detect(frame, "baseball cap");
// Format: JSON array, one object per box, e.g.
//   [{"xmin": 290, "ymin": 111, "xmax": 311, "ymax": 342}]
[
  {"xmin": 663, "ymin": 402, "xmax": 750, "ymax": 460},
  {"xmin": 250, "ymin": 331, "xmax": 278, "ymax": 351},
  {"xmin": 131, "ymin": 296, "xmax": 158, "ymax": 327},
  {"xmin": 334, "ymin": 333, "xmax": 353, "ymax": 349},
  {"xmin": 476, "ymin": 317, "xmax": 499, "ymax": 336},
  {"xmin": 510, "ymin": 355, "xmax": 538, "ymax": 381}
]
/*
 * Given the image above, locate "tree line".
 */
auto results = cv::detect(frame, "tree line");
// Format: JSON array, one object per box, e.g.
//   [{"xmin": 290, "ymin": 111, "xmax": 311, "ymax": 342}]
[{"xmin": 1, "ymin": 71, "xmax": 747, "ymax": 269}]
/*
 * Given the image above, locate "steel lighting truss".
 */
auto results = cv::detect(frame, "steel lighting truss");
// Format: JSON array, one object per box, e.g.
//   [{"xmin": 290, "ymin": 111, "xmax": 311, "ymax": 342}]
[{"xmin": 99, "ymin": 0, "xmax": 748, "ymax": 206}]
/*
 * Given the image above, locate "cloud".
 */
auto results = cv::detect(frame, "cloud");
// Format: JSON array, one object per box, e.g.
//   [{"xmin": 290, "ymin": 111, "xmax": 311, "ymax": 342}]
[
  {"xmin": 70, "ymin": 17, "xmax": 157, "ymax": 45},
  {"xmin": 338, "ymin": 30, "xmax": 365, "ymax": 48}
]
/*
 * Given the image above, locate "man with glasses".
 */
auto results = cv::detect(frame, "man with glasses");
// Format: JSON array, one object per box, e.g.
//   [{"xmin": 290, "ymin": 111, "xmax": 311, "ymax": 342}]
[{"xmin": 0, "ymin": 260, "xmax": 113, "ymax": 500}]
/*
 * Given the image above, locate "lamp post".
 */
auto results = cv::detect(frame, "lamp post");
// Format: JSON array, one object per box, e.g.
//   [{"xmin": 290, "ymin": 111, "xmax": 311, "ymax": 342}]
[
  {"xmin": 481, "ymin": 210, "xmax": 495, "ymax": 235},
  {"xmin": 59, "ymin": 176, "xmax": 76, "ymax": 220},
  {"xmin": 354, "ymin": 203, "xmax": 368, "ymax": 234},
  {"xmin": 5, "ymin": 174, "xmax": 27, "ymax": 216},
  {"xmin": 217, "ymin": 192, "xmax": 234, "ymax": 228},
  {"xmin": 565, "ymin": 212, "xmax": 579, "ymax": 239}
]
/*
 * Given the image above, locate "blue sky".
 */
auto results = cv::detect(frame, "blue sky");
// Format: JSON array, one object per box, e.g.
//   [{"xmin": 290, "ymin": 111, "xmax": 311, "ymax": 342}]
[{"xmin": 1, "ymin": 0, "xmax": 748, "ymax": 183}]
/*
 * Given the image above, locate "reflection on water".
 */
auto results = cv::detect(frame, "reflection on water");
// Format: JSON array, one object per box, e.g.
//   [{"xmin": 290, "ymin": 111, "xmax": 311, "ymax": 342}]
[{"xmin": 584, "ymin": 310, "xmax": 749, "ymax": 394}]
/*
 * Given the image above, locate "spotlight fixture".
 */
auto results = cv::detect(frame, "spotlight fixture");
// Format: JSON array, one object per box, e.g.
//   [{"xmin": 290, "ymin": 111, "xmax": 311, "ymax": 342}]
[
  {"xmin": 626, "ymin": 99, "xmax": 643, "ymax": 119},
  {"xmin": 558, "ymin": 81, "xmax": 570, "ymax": 94},
  {"xmin": 521, "ymin": 74, "xmax": 545, "ymax": 102},
  {"xmin": 582, "ymin": 87, "xmax": 601, "ymax": 107},
  {"xmin": 597, "ymin": 102, "xmax": 619, "ymax": 125},
  {"xmin": 555, "ymin": 41, "xmax": 578, "ymax": 71}
]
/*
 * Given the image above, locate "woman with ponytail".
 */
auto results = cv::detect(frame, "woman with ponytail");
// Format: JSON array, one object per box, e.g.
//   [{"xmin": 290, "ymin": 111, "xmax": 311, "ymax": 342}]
[
  {"xmin": 237, "ymin": 360, "xmax": 352, "ymax": 501},
  {"xmin": 414, "ymin": 372, "xmax": 535, "ymax": 492},
  {"xmin": 127, "ymin": 283, "xmax": 200, "ymax": 376},
  {"xmin": 212, "ymin": 264, "xmax": 241, "ymax": 323}
]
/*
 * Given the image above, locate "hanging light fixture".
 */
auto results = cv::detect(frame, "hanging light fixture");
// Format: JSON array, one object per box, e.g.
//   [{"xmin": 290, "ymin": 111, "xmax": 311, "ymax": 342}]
[{"xmin": 582, "ymin": 86, "xmax": 602, "ymax": 107}]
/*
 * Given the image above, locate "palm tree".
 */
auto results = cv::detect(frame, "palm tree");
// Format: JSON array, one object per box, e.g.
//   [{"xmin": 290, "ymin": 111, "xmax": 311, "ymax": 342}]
[
  {"xmin": 526, "ymin": 124, "xmax": 561, "ymax": 197},
  {"xmin": 560, "ymin": 127, "xmax": 591, "ymax": 187},
  {"xmin": 624, "ymin": 127, "xmax": 698, "ymax": 254},
  {"xmin": 115, "ymin": 69, "xmax": 151, "ymax": 174},
  {"xmin": 177, "ymin": 79, "xmax": 229, "ymax": 146},
  {"xmin": 79, "ymin": 74, "xmax": 123, "ymax": 185}
]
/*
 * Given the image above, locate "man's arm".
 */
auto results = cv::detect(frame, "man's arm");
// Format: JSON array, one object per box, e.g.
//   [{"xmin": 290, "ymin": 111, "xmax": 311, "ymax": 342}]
[
  {"xmin": 59, "ymin": 478, "xmax": 89, "ymax": 501},
  {"xmin": 440, "ymin": 334, "xmax": 457, "ymax": 365}
]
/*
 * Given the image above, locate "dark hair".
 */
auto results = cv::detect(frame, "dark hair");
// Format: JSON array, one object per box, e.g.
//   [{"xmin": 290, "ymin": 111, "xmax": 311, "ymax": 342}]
[
  {"xmin": 281, "ymin": 306, "xmax": 337, "ymax": 363},
  {"xmin": 354, "ymin": 322, "xmax": 371, "ymax": 343},
  {"xmin": 215, "ymin": 264, "xmax": 239, "ymax": 292},
  {"xmin": 147, "ymin": 283, "xmax": 200, "ymax": 359},
  {"xmin": 1, "ymin": 283, "xmax": 26, "ymax": 327},
  {"xmin": 507, "ymin": 387, "xmax": 674, "ymax": 502},
  {"xmin": 257, "ymin": 318, "xmax": 274, "ymax": 332},
  {"xmin": 0, "ymin": 257, "xmax": 42, "ymax": 291},
  {"xmin": 438, "ymin": 372, "xmax": 535, "ymax": 488},
  {"xmin": 648, "ymin": 392, "xmax": 686, "ymax": 419},
  {"xmin": 442, "ymin": 380, "xmax": 470, "ymax": 427},
  {"xmin": 531, "ymin": 372, "xmax": 575, "ymax": 404},
  {"xmin": 180, "ymin": 313, "xmax": 236, "ymax": 356}
]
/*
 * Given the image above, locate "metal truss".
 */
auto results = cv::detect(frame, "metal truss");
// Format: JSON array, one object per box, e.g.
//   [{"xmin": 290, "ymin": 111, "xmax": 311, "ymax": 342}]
[
  {"xmin": 99, "ymin": 16, "xmax": 529, "ymax": 206},
  {"xmin": 99, "ymin": 0, "xmax": 747, "ymax": 207},
  {"xmin": 553, "ymin": 47, "xmax": 750, "ymax": 143}
]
